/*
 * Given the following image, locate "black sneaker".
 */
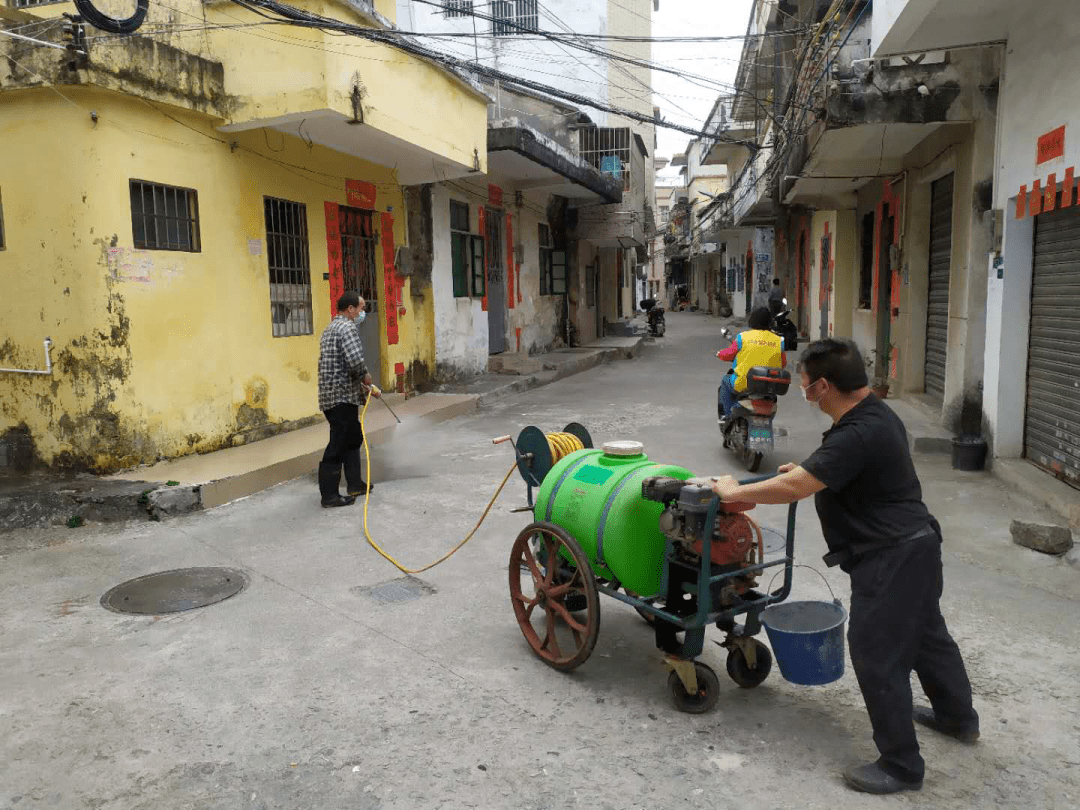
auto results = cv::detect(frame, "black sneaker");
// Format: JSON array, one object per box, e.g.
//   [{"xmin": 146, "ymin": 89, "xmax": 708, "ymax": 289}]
[
  {"xmin": 348, "ymin": 481, "xmax": 374, "ymax": 496},
  {"xmin": 914, "ymin": 707, "xmax": 980, "ymax": 743},
  {"xmin": 321, "ymin": 494, "xmax": 356, "ymax": 508},
  {"xmin": 842, "ymin": 762, "xmax": 922, "ymax": 794}
]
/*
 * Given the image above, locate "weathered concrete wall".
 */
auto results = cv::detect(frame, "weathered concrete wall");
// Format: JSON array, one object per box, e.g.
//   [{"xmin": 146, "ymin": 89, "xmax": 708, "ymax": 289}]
[
  {"xmin": 432, "ymin": 184, "xmax": 487, "ymax": 380},
  {"xmin": 506, "ymin": 203, "xmax": 564, "ymax": 355},
  {"xmin": 431, "ymin": 181, "xmax": 563, "ymax": 376}
]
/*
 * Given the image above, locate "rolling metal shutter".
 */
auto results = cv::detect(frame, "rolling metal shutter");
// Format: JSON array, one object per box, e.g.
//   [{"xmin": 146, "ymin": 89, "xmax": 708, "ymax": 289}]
[
  {"xmin": 1025, "ymin": 203, "xmax": 1080, "ymax": 488},
  {"xmin": 924, "ymin": 174, "xmax": 954, "ymax": 403}
]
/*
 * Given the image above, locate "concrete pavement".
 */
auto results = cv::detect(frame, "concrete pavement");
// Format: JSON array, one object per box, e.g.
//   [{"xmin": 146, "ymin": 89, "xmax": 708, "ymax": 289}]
[{"xmin": 2, "ymin": 312, "xmax": 1079, "ymax": 810}]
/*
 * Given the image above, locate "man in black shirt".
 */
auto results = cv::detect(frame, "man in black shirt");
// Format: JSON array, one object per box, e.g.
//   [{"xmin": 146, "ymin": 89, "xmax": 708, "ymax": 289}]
[{"xmin": 710, "ymin": 338, "xmax": 979, "ymax": 795}]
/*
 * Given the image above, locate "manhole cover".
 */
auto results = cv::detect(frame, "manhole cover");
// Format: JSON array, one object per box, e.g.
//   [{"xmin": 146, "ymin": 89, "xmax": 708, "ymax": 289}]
[
  {"xmin": 351, "ymin": 576, "xmax": 436, "ymax": 605},
  {"xmin": 100, "ymin": 567, "xmax": 248, "ymax": 615}
]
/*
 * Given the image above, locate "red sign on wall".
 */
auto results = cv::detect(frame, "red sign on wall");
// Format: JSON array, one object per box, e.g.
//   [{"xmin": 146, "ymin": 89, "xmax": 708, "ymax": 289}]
[
  {"xmin": 1037, "ymin": 125, "xmax": 1066, "ymax": 165},
  {"xmin": 488, "ymin": 184, "xmax": 503, "ymax": 207},
  {"xmin": 346, "ymin": 179, "xmax": 377, "ymax": 210}
]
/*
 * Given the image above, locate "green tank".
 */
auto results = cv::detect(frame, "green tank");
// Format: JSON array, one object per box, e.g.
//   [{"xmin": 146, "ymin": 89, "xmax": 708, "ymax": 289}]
[{"xmin": 533, "ymin": 440, "xmax": 694, "ymax": 597}]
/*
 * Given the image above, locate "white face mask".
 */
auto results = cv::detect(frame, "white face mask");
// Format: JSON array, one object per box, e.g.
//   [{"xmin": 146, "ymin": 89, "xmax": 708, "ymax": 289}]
[
  {"xmin": 356, "ymin": 310, "xmax": 367, "ymax": 324},
  {"xmin": 801, "ymin": 379, "xmax": 823, "ymax": 403}
]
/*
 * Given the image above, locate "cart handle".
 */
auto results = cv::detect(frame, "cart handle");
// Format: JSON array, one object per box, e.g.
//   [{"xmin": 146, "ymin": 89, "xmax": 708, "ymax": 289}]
[{"xmin": 737, "ymin": 472, "xmax": 779, "ymax": 485}]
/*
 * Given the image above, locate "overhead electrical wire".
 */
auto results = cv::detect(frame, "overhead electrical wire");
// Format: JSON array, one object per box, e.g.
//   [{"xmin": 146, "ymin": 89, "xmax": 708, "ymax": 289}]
[{"xmin": 215, "ymin": 0, "xmax": 762, "ymax": 145}]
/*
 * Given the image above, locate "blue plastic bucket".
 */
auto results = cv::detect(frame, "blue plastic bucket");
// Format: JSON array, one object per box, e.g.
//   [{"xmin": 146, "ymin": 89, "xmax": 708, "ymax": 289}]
[{"xmin": 761, "ymin": 600, "xmax": 848, "ymax": 685}]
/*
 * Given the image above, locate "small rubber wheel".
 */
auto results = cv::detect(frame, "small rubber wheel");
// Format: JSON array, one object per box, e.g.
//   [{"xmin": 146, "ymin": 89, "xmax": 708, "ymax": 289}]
[
  {"xmin": 726, "ymin": 641, "xmax": 773, "ymax": 688},
  {"xmin": 667, "ymin": 662, "xmax": 720, "ymax": 714},
  {"xmin": 744, "ymin": 450, "xmax": 763, "ymax": 473}
]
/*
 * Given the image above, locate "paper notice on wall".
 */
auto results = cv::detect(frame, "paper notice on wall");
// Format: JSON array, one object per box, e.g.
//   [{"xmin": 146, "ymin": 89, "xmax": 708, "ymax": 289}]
[{"xmin": 248, "ymin": 239, "xmax": 262, "ymax": 256}]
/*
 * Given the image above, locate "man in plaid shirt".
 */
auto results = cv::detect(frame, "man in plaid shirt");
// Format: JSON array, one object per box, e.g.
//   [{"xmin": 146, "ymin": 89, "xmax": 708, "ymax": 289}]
[{"xmin": 317, "ymin": 291, "xmax": 380, "ymax": 507}]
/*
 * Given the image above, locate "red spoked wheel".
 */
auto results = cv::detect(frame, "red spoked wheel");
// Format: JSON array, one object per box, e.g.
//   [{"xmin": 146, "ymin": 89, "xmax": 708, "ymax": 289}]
[{"xmin": 509, "ymin": 522, "xmax": 600, "ymax": 672}]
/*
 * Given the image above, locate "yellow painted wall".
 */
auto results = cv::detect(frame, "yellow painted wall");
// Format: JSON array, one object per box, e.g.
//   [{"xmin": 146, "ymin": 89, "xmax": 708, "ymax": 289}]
[{"xmin": 0, "ymin": 87, "xmax": 431, "ymax": 471}]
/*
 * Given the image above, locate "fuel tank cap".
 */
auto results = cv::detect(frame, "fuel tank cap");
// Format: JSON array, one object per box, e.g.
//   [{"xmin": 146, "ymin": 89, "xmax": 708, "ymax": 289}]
[{"xmin": 602, "ymin": 440, "xmax": 644, "ymax": 457}]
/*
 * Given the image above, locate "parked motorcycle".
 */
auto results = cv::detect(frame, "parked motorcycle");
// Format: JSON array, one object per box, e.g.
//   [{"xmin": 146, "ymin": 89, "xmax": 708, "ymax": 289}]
[
  {"xmin": 718, "ymin": 327, "xmax": 791, "ymax": 472},
  {"xmin": 772, "ymin": 297, "xmax": 798, "ymax": 352},
  {"xmin": 640, "ymin": 298, "xmax": 666, "ymax": 337}
]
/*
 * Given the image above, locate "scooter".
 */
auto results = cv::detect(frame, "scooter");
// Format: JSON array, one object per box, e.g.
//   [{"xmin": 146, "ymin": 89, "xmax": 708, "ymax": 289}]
[
  {"xmin": 772, "ymin": 297, "xmax": 798, "ymax": 352},
  {"xmin": 640, "ymin": 298, "xmax": 666, "ymax": 337},
  {"xmin": 718, "ymin": 327, "xmax": 791, "ymax": 472}
]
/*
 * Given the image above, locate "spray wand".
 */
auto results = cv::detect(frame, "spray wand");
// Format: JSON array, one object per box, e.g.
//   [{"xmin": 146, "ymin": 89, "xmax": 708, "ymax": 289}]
[{"xmin": 365, "ymin": 384, "xmax": 401, "ymax": 423}]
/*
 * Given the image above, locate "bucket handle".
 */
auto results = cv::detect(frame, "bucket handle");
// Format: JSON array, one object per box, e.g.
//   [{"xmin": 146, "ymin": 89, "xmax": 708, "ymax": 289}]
[{"xmin": 767, "ymin": 564, "xmax": 841, "ymax": 606}]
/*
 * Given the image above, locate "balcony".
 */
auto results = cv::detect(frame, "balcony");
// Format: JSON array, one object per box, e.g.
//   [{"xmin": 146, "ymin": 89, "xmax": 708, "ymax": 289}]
[
  {"xmin": 486, "ymin": 119, "xmax": 622, "ymax": 204},
  {"xmin": 780, "ymin": 22, "xmax": 998, "ymax": 207},
  {"xmin": 0, "ymin": 0, "xmax": 491, "ymax": 184},
  {"xmin": 732, "ymin": 140, "xmax": 775, "ymax": 227},
  {"xmin": 872, "ymin": 0, "xmax": 1011, "ymax": 56}
]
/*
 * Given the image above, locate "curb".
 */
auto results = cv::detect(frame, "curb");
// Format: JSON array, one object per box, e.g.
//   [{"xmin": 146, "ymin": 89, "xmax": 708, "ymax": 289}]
[
  {"xmin": 1, "ymin": 338, "xmax": 645, "ymax": 531},
  {"xmin": 476, "ymin": 339, "xmax": 644, "ymax": 408}
]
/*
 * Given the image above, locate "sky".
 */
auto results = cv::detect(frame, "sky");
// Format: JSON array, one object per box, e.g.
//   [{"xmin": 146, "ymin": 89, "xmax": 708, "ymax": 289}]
[{"xmin": 650, "ymin": 0, "xmax": 755, "ymax": 162}]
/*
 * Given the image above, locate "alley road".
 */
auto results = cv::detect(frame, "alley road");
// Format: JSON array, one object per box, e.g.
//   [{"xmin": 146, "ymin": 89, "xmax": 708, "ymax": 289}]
[{"xmin": 2, "ymin": 313, "xmax": 1079, "ymax": 810}]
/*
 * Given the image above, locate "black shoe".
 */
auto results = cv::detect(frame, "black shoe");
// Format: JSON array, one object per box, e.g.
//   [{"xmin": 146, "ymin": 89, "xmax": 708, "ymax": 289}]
[
  {"xmin": 321, "ymin": 494, "xmax": 356, "ymax": 508},
  {"xmin": 347, "ymin": 481, "xmax": 374, "ymax": 496},
  {"xmin": 842, "ymin": 762, "xmax": 922, "ymax": 795},
  {"xmin": 914, "ymin": 706, "xmax": 980, "ymax": 743}
]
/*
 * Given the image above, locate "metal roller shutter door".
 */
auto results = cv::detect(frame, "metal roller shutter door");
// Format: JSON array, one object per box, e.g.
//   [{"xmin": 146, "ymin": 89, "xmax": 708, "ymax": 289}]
[
  {"xmin": 924, "ymin": 174, "xmax": 953, "ymax": 403},
  {"xmin": 1025, "ymin": 203, "xmax": 1080, "ymax": 488}
]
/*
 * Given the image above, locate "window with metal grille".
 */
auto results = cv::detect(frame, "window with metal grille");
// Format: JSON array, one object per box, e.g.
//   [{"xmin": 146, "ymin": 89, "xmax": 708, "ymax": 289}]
[
  {"xmin": 130, "ymin": 180, "xmax": 201, "ymax": 252},
  {"xmin": 443, "ymin": 0, "xmax": 473, "ymax": 17},
  {"xmin": 450, "ymin": 200, "xmax": 471, "ymax": 298},
  {"xmin": 859, "ymin": 212, "xmax": 874, "ymax": 309},
  {"xmin": 264, "ymin": 197, "xmax": 313, "ymax": 338},
  {"xmin": 538, "ymin": 223, "xmax": 566, "ymax": 295},
  {"xmin": 579, "ymin": 127, "xmax": 632, "ymax": 192},
  {"xmin": 9, "ymin": 0, "xmax": 66, "ymax": 7},
  {"xmin": 492, "ymin": 0, "xmax": 538, "ymax": 36}
]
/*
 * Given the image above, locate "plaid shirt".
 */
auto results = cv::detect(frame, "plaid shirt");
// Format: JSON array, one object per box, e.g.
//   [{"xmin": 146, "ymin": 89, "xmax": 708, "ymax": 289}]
[{"xmin": 318, "ymin": 315, "xmax": 369, "ymax": 412}]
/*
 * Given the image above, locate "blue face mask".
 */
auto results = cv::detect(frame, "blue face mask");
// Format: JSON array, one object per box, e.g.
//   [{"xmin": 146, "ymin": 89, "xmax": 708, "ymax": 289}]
[{"xmin": 356, "ymin": 310, "xmax": 367, "ymax": 324}]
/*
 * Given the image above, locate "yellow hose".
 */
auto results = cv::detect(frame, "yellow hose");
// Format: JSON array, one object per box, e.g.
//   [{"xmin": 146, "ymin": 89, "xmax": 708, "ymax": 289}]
[{"xmin": 357, "ymin": 397, "xmax": 583, "ymax": 574}]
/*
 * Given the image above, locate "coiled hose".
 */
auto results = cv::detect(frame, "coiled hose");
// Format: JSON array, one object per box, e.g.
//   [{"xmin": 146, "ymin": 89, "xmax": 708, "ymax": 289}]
[{"xmin": 73, "ymin": 0, "xmax": 149, "ymax": 35}]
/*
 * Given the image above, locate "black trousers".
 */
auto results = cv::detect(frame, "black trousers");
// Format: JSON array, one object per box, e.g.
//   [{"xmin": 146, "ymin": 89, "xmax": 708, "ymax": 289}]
[
  {"xmin": 318, "ymin": 402, "xmax": 365, "ymax": 498},
  {"xmin": 847, "ymin": 531, "xmax": 978, "ymax": 782}
]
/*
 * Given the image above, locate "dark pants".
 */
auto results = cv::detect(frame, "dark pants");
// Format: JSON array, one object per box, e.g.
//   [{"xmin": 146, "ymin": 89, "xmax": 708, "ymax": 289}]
[
  {"xmin": 318, "ymin": 402, "xmax": 366, "ymax": 500},
  {"xmin": 847, "ymin": 530, "xmax": 978, "ymax": 782},
  {"xmin": 718, "ymin": 374, "xmax": 738, "ymax": 419}
]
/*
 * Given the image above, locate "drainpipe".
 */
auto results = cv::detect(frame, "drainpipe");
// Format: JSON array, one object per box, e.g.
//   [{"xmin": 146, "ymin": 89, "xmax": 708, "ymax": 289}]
[{"xmin": 0, "ymin": 338, "xmax": 53, "ymax": 375}]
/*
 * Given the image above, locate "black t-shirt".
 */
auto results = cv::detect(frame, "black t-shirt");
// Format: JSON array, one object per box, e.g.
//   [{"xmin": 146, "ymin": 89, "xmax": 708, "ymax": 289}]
[{"xmin": 801, "ymin": 394, "xmax": 930, "ymax": 554}]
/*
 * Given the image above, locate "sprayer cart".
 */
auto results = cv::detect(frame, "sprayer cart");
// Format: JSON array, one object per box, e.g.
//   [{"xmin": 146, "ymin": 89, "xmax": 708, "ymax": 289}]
[{"xmin": 497, "ymin": 423, "xmax": 796, "ymax": 714}]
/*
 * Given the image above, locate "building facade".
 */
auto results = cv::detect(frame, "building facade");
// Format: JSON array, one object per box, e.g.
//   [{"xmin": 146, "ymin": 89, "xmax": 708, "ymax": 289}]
[
  {"xmin": 0, "ymin": 0, "xmax": 489, "ymax": 472},
  {"xmin": 874, "ymin": 0, "xmax": 1080, "ymax": 494},
  {"xmin": 398, "ymin": 0, "xmax": 657, "ymax": 347}
]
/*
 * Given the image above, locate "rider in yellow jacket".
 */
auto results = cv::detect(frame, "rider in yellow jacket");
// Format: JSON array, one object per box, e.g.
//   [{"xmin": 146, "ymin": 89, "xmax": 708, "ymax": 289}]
[{"xmin": 717, "ymin": 306, "xmax": 786, "ymax": 423}]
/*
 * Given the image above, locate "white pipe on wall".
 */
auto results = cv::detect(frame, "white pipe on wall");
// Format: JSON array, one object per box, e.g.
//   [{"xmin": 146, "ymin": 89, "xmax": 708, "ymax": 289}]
[{"xmin": 0, "ymin": 339, "xmax": 53, "ymax": 375}]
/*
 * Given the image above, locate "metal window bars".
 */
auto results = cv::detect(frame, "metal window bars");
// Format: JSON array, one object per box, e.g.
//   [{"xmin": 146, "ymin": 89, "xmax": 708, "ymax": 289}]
[
  {"xmin": 578, "ymin": 127, "xmax": 632, "ymax": 193},
  {"xmin": 130, "ymin": 180, "xmax": 201, "ymax": 252},
  {"xmin": 264, "ymin": 197, "xmax": 314, "ymax": 338},
  {"xmin": 443, "ymin": 0, "xmax": 473, "ymax": 18},
  {"xmin": 339, "ymin": 206, "xmax": 379, "ymax": 306},
  {"xmin": 10, "ymin": 0, "xmax": 66, "ymax": 7},
  {"xmin": 492, "ymin": 0, "xmax": 538, "ymax": 36}
]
